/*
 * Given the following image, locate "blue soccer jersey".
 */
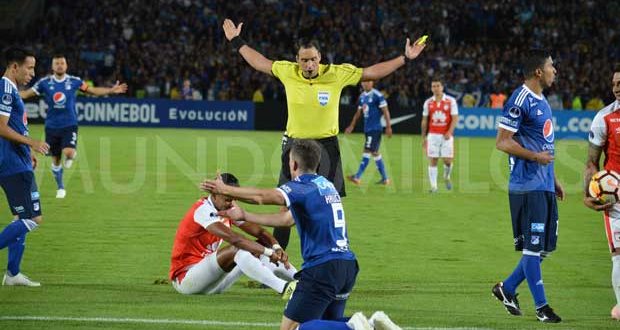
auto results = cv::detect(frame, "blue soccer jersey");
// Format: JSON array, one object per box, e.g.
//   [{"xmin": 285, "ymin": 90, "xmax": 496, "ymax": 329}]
[
  {"xmin": 358, "ymin": 88, "xmax": 387, "ymax": 133},
  {"xmin": 32, "ymin": 75, "xmax": 87, "ymax": 129},
  {"xmin": 498, "ymin": 84, "xmax": 555, "ymax": 192},
  {"xmin": 278, "ymin": 174, "xmax": 356, "ymax": 269},
  {"xmin": 0, "ymin": 77, "xmax": 32, "ymax": 177}
]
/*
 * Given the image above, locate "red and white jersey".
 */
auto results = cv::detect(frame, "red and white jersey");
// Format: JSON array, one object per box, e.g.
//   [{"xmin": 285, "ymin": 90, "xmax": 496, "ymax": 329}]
[
  {"xmin": 169, "ymin": 196, "xmax": 244, "ymax": 281},
  {"xmin": 589, "ymin": 100, "xmax": 620, "ymax": 172},
  {"xmin": 423, "ymin": 94, "xmax": 459, "ymax": 134}
]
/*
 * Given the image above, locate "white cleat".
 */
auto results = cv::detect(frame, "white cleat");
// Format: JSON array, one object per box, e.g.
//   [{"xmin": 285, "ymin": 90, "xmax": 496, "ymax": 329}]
[
  {"xmin": 347, "ymin": 312, "xmax": 373, "ymax": 330},
  {"xmin": 56, "ymin": 189, "xmax": 66, "ymax": 199},
  {"xmin": 64, "ymin": 159, "xmax": 74, "ymax": 169},
  {"xmin": 370, "ymin": 311, "xmax": 402, "ymax": 330},
  {"xmin": 2, "ymin": 272, "xmax": 41, "ymax": 287}
]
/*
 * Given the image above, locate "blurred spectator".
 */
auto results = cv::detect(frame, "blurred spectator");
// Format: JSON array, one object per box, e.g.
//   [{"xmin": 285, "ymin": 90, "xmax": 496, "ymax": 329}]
[
  {"xmin": 572, "ymin": 96, "xmax": 583, "ymax": 111},
  {"xmin": 547, "ymin": 92, "xmax": 563, "ymax": 110},
  {"xmin": 489, "ymin": 91, "xmax": 507, "ymax": 109},
  {"xmin": 181, "ymin": 79, "xmax": 195, "ymax": 100},
  {"xmin": 586, "ymin": 96, "xmax": 605, "ymax": 110}
]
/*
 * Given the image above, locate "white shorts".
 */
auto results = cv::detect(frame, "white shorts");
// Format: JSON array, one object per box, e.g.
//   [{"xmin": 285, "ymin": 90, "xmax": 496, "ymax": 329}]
[
  {"xmin": 426, "ymin": 133, "xmax": 454, "ymax": 158},
  {"xmin": 604, "ymin": 204, "xmax": 620, "ymax": 252},
  {"xmin": 172, "ymin": 252, "xmax": 242, "ymax": 295}
]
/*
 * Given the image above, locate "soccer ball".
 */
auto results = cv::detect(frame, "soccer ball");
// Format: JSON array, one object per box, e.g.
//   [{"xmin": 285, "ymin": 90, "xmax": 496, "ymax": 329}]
[{"xmin": 588, "ymin": 170, "xmax": 620, "ymax": 204}]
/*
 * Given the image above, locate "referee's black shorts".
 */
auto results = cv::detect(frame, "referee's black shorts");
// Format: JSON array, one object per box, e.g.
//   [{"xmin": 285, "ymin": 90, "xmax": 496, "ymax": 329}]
[{"xmin": 278, "ymin": 134, "xmax": 346, "ymax": 197}]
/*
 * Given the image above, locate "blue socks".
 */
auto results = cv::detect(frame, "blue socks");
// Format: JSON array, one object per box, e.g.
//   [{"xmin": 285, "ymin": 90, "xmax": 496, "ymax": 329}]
[
  {"xmin": 0, "ymin": 220, "xmax": 29, "ymax": 249},
  {"xmin": 7, "ymin": 233, "xmax": 26, "ymax": 276},
  {"xmin": 503, "ymin": 257, "xmax": 526, "ymax": 294},
  {"xmin": 503, "ymin": 255, "xmax": 547, "ymax": 308},
  {"xmin": 52, "ymin": 164, "xmax": 64, "ymax": 189},
  {"xmin": 375, "ymin": 155, "xmax": 388, "ymax": 181},
  {"xmin": 522, "ymin": 255, "xmax": 547, "ymax": 308},
  {"xmin": 355, "ymin": 153, "xmax": 371, "ymax": 179},
  {"xmin": 299, "ymin": 320, "xmax": 351, "ymax": 330}
]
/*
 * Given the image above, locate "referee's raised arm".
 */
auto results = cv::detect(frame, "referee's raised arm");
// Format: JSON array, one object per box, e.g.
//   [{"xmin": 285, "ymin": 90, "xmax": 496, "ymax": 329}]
[
  {"xmin": 222, "ymin": 19, "xmax": 274, "ymax": 76},
  {"xmin": 361, "ymin": 36, "xmax": 427, "ymax": 81}
]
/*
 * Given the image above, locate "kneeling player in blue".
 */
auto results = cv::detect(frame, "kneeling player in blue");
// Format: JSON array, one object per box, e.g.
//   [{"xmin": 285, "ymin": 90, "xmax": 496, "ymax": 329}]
[
  {"xmin": 0, "ymin": 47, "xmax": 50, "ymax": 286},
  {"xmin": 345, "ymin": 80, "xmax": 392, "ymax": 185},
  {"xmin": 202, "ymin": 139, "xmax": 401, "ymax": 330},
  {"xmin": 20, "ymin": 53, "xmax": 127, "ymax": 198},
  {"xmin": 493, "ymin": 49, "xmax": 563, "ymax": 323}
]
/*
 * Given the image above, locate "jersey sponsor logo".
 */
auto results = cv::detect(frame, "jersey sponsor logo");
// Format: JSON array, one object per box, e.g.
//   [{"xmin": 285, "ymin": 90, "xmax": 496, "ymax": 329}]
[
  {"xmin": 531, "ymin": 223, "xmax": 545, "ymax": 233},
  {"xmin": 362, "ymin": 103, "xmax": 369, "ymax": 117},
  {"xmin": 312, "ymin": 176, "xmax": 337, "ymax": 196},
  {"xmin": 431, "ymin": 110, "xmax": 448, "ymax": 123},
  {"xmin": 543, "ymin": 119, "xmax": 554, "ymax": 142},
  {"xmin": 318, "ymin": 91, "xmax": 330, "ymax": 106},
  {"xmin": 53, "ymin": 92, "xmax": 67, "ymax": 106},
  {"xmin": 508, "ymin": 106, "xmax": 521, "ymax": 118},
  {"xmin": 2, "ymin": 93, "xmax": 12, "ymax": 105}
]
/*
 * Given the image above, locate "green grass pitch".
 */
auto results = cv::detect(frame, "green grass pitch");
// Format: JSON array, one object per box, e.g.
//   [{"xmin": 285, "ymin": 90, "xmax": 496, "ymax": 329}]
[{"xmin": 0, "ymin": 125, "xmax": 616, "ymax": 329}]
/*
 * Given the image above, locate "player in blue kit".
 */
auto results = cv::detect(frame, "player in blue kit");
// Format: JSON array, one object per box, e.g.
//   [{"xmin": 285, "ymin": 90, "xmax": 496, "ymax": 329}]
[
  {"xmin": 20, "ymin": 53, "xmax": 127, "ymax": 198},
  {"xmin": 492, "ymin": 49, "xmax": 564, "ymax": 323},
  {"xmin": 345, "ymin": 80, "xmax": 392, "ymax": 185},
  {"xmin": 202, "ymin": 139, "xmax": 401, "ymax": 330},
  {"xmin": 0, "ymin": 47, "xmax": 50, "ymax": 287}
]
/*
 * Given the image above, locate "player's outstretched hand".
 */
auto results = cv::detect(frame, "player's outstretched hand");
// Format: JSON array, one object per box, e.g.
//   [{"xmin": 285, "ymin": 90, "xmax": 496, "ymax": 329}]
[
  {"xmin": 533, "ymin": 151, "xmax": 554, "ymax": 165},
  {"xmin": 274, "ymin": 248, "xmax": 291, "ymax": 269},
  {"xmin": 404, "ymin": 36, "xmax": 427, "ymax": 60},
  {"xmin": 217, "ymin": 206, "xmax": 245, "ymax": 221},
  {"xmin": 584, "ymin": 196, "xmax": 614, "ymax": 211},
  {"xmin": 31, "ymin": 140, "xmax": 49, "ymax": 155},
  {"xmin": 200, "ymin": 173, "xmax": 226, "ymax": 194},
  {"xmin": 223, "ymin": 19, "xmax": 243, "ymax": 41},
  {"xmin": 111, "ymin": 81, "xmax": 128, "ymax": 94},
  {"xmin": 386, "ymin": 127, "xmax": 393, "ymax": 138}
]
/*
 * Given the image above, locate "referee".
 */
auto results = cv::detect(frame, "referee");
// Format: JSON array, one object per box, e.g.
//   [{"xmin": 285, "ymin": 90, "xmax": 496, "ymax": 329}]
[{"xmin": 222, "ymin": 19, "xmax": 427, "ymax": 249}]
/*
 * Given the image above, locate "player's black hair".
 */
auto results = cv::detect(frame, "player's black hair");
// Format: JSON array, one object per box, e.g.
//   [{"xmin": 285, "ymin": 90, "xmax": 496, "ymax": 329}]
[
  {"xmin": 522, "ymin": 49, "xmax": 552, "ymax": 78},
  {"xmin": 296, "ymin": 38, "xmax": 321, "ymax": 53},
  {"xmin": 290, "ymin": 139, "xmax": 321, "ymax": 172},
  {"xmin": 219, "ymin": 173, "xmax": 240, "ymax": 187},
  {"xmin": 431, "ymin": 76, "xmax": 444, "ymax": 83},
  {"xmin": 3, "ymin": 47, "xmax": 34, "ymax": 68},
  {"xmin": 614, "ymin": 63, "xmax": 620, "ymax": 74},
  {"xmin": 52, "ymin": 52, "xmax": 67, "ymax": 60}
]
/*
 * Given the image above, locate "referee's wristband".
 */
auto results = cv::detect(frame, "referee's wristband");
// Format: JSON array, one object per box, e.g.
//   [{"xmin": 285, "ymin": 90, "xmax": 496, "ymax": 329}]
[
  {"xmin": 263, "ymin": 247, "xmax": 274, "ymax": 257},
  {"xmin": 272, "ymin": 244, "xmax": 282, "ymax": 251},
  {"xmin": 230, "ymin": 36, "xmax": 247, "ymax": 51}
]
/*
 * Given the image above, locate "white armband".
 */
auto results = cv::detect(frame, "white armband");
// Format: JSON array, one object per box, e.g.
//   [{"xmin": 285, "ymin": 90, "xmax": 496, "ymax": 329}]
[{"xmin": 262, "ymin": 247, "xmax": 274, "ymax": 257}]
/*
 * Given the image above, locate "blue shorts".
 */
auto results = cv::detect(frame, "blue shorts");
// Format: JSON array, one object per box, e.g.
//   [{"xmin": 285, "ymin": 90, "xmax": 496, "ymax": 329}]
[
  {"xmin": 284, "ymin": 259, "xmax": 358, "ymax": 323},
  {"xmin": 509, "ymin": 191, "xmax": 558, "ymax": 254},
  {"xmin": 46, "ymin": 125, "xmax": 78, "ymax": 157},
  {"xmin": 364, "ymin": 131, "xmax": 382, "ymax": 152},
  {"xmin": 0, "ymin": 171, "xmax": 41, "ymax": 219}
]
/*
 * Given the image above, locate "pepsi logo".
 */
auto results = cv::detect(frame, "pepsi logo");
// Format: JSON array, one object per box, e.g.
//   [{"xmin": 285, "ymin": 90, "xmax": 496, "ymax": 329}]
[
  {"xmin": 543, "ymin": 119, "xmax": 554, "ymax": 142},
  {"xmin": 53, "ymin": 92, "xmax": 66, "ymax": 106}
]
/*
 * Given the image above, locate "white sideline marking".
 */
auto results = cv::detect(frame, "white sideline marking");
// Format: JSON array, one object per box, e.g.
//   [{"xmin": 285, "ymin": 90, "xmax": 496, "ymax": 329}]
[{"xmin": 0, "ymin": 315, "xmax": 492, "ymax": 330}]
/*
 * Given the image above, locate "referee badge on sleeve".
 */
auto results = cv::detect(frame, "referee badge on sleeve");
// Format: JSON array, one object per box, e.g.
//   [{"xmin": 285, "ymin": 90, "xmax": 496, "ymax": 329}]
[{"xmin": 318, "ymin": 91, "xmax": 330, "ymax": 106}]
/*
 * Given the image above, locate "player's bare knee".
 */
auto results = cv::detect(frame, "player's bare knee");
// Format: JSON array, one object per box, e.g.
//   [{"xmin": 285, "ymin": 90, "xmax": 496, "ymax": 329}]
[{"xmin": 33, "ymin": 215, "xmax": 43, "ymax": 225}]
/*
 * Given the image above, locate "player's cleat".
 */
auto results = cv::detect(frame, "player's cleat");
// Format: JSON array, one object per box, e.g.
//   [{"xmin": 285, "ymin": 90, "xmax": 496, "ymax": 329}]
[
  {"xmin": 64, "ymin": 158, "xmax": 74, "ymax": 169},
  {"xmin": 2, "ymin": 272, "xmax": 41, "ymax": 287},
  {"xmin": 445, "ymin": 179, "xmax": 452, "ymax": 190},
  {"xmin": 370, "ymin": 311, "xmax": 402, "ymax": 330},
  {"xmin": 376, "ymin": 179, "xmax": 391, "ymax": 185},
  {"xmin": 347, "ymin": 175, "xmax": 361, "ymax": 185},
  {"xmin": 56, "ymin": 189, "xmax": 66, "ymax": 199},
  {"xmin": 347, "ymin": 312, "xmax": 373, "ymax": 330},
  {"xmin": 536, "ymin": 304, "xmax": 561, "ymax": 323},
  {"xmin": 611, "ymin": 305, "xmax": 620, "ymax": 320},
  {"xmin": 281, "ymin": 280, "xmax": 297, "ymax": 300},
  {"xmin": 492, "ymin": 282, "xmax": 522, "ymax": 316}
]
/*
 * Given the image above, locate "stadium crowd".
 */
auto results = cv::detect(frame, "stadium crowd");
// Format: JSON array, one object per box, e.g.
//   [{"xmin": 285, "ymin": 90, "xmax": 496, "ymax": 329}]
[{"xmin": 19, "ymin": 0, "xmax": 620, "ymax": 110}]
